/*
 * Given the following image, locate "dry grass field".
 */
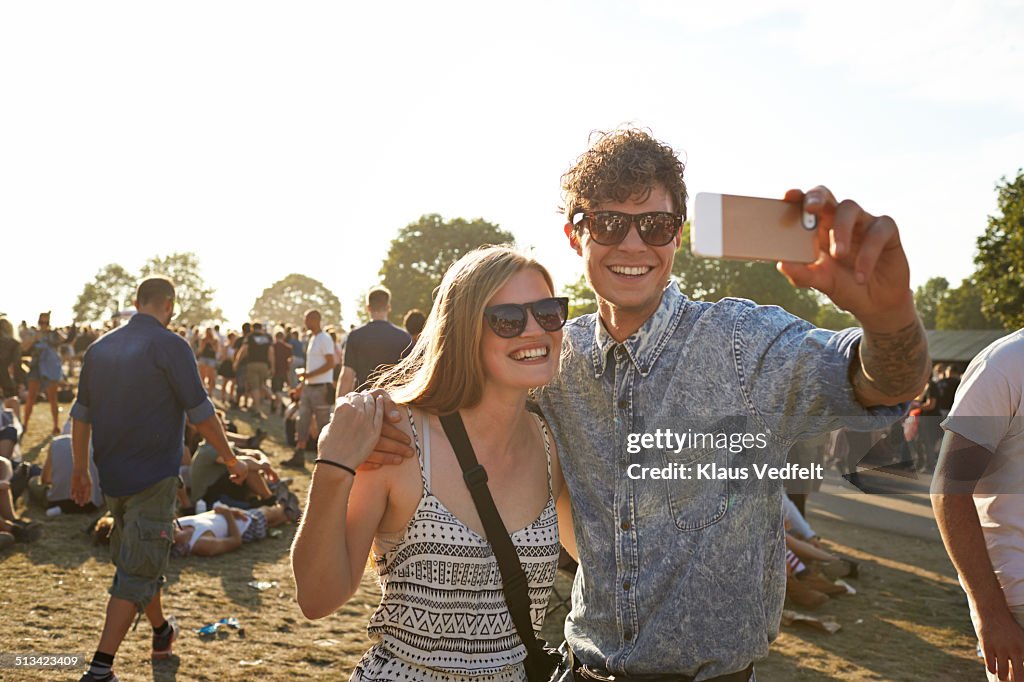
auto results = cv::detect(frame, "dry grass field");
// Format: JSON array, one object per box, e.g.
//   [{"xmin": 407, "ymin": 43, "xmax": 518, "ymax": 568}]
[{"xmin": 0, "ymin": 398, "xmax": 983, "ymax": 681}]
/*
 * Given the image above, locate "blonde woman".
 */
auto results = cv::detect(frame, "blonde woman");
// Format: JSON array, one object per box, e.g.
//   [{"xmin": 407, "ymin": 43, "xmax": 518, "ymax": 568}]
[{"xmin": 292, "ymin": 246, "xmax": 575, "ymax": 681}]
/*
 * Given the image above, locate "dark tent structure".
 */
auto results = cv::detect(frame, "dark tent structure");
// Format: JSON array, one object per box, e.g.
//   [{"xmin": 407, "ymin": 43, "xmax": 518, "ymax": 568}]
[{"xmin": 925, "ymin": 329, "xmax": 1008, "ymax": 363}]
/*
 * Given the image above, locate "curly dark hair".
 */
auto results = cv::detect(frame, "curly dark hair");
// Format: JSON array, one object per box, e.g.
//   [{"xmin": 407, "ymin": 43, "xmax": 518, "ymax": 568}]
[{"xmin": 560, "ymin": 127, "xmax": 687, "ymax": 223}]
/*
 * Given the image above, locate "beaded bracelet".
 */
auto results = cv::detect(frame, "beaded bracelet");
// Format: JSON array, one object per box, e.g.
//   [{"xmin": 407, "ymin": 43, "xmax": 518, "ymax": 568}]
[{"xmin": 313, "ymin": 458, "xmax": 356, "ymax": 477}]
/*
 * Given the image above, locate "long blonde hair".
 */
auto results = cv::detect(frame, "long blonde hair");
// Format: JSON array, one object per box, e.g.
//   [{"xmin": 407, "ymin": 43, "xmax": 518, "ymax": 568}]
[{"xmin": 373, "ymin": 246, "xmax": 555, "ymax": 415}]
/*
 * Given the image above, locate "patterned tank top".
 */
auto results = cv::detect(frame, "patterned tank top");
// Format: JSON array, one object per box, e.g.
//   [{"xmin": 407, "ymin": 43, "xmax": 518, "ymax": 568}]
[{"xmin": 351, "ymin": 408, "xmax": 560, "ymax": 681}]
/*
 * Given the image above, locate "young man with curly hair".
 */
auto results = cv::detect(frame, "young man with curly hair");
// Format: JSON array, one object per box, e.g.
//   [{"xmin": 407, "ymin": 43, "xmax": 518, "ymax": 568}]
[{"xmin": 531, "ymin": 128, "xmax": 930, "ymax": 680}]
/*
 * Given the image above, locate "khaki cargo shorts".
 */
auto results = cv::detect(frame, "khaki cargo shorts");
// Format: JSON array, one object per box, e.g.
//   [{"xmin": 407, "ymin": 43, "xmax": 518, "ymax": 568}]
[
  {"xmin": 105, "ymin": 476, "xmax": 179, "ymax": 612},
  {"xmin": 245, "ymin": 361, "xmax": 270, "ymax": 388}
]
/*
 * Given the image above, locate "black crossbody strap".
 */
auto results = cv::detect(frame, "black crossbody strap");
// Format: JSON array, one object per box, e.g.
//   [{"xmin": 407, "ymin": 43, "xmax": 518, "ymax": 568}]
[{"xmin": 439, "ymin": 412, "xmax": 550, "ymax": 664}]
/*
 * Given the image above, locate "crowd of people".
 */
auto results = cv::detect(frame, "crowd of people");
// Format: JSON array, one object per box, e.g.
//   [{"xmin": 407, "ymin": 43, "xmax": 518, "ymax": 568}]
[{"xmin": 0, "ymin": 127, "xmax": 1020, "ymax": 682}]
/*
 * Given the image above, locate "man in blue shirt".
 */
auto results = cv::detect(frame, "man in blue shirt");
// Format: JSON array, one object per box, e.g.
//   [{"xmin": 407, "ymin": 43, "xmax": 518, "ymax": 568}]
[
  {"xmin": 71, "ymin": 277, "xmax": 246, "ymax": 682},
  {"xmin": 337, "ymin": 286, "xmax": 412, "ymax": 394},
  {"xmin": 536, "ymin": 129, "xmax": 930, "ymax": 681}
]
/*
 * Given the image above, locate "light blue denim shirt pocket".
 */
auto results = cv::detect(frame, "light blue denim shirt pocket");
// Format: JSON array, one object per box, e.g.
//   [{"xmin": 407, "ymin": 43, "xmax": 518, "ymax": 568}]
[{"xmin": 658, "ymin": 444, "xmax": 729, "ymax": 531}]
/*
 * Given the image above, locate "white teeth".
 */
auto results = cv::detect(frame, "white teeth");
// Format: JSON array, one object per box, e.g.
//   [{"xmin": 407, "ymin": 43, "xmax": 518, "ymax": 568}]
[
  {"xmin": 610, "ymin": 266, "xmax": 651, "ymax": 276},
  {"xmin": 510, "ymin": 347, "xmax": 548, "ymax": 361}
]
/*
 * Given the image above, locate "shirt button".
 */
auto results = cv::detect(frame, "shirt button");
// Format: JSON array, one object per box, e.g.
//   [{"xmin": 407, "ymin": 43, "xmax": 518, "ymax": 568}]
[
  {"xmin": 618, "ymin": 400, "xmax": 628, "ymax": 409},
  {"xmin": 620, "ymin": 521, "xmax": 630, "ymax": 531},
  {"xmin": 615, "ymin": 347, "xmax": 626, "ymax": 360},
  {"xmin": 623, "ymin": 581, "xmax": 631, "ymax": 591}
]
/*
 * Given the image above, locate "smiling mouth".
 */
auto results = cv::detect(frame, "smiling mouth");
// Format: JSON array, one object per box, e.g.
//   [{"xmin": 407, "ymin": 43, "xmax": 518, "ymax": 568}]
[
  {"xmin": 609, "ymin": 265, "xmax": 653, "ymax": 277},
  {"xmin": 510, "ymin": 346, "xmax": 549, "ymax": 361}
]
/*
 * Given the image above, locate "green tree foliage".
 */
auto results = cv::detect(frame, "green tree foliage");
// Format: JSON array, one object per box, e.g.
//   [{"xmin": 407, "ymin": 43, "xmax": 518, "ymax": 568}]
[
  {"xmin": 379, "ymin": 214, "xmax": 515, "ymax": 322},
  {"xmin": 936, "ymin": 278, "xmax": 1004, "ymax": 330},
  {"xmin": 564, "ymin": 274, "xmax": 597, "ymax": 317},
  {"xmin": 974, "ymin": 170, "xmax": 1024, "ymax": 329},
  {"xmin": 913, "ymin": 277, "xmax": 950, "ymax": 330},
  {"xmin": 73, "ymin": 264, "xmax": 136, "ymax": 323},
  {"xmin": 673, "ymin": 223, "xmax": 820, "ymax": 322},
  {"xmin": 815, "ymin": 303, "xmax": 857, "ymax": 331},
  {"xmin": 140, "ymin": 252, "xmax": 223, "ymax": 326},
  {"xmin": 250, "ymin": 274, "xmax": 341, "ymax": 329}
]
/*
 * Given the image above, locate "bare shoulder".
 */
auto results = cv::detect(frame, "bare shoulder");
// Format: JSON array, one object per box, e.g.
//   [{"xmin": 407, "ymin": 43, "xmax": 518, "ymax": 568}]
[{"xmin": 371, "ymin": 404, "xmax": 424, "ymax": 534}]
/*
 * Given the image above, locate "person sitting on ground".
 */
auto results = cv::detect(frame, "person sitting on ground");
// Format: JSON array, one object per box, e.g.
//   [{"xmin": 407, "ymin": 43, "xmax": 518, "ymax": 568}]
[
  {"xmin": 0, "ymin": 476, "xmax": 41, "ymax": 543},
  {"xmin": 0, "ymin": 397, "xmax": 22, "ymax": 465},
  {"xmin": 189, "ymin": 429, "xmax": 286, "ymax": 510},
  {"xmin": 171, "ymin": 502, "xmax": 293, "ymax": 557},
  {"xmin": 27, "ymin": 431, "xmax": 102, "ymax": 514}
]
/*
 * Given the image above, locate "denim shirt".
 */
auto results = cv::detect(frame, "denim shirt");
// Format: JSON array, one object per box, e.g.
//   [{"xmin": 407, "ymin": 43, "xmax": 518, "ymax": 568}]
[
  {"xmin": 537, "ymin": 283, "xmax": 904, "ymax": 679},
  {"xmin": 71, "ymin": 313, "xmax": 214, "ymax": 497}
]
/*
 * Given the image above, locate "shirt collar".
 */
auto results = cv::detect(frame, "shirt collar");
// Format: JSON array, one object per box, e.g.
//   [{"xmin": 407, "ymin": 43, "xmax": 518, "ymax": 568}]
[
  {"xmin": 129, "ymin": 313, "xmax": 163, "ymax": 327},
  {"xmin": 591, "ymin": 282, "xmax": 689, "ymax": 379}
]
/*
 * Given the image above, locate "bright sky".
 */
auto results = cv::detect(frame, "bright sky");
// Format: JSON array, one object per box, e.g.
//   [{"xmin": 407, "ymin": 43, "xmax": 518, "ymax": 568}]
[{"xmin": 3, "ymin": 1, "xmax": 1022, "ymax": 329}]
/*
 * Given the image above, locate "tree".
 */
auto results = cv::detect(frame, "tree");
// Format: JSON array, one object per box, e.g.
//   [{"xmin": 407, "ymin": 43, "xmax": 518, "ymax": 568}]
[
  {"xmin": 673, "ymin": 223, "xmax": 820, "ymax": 322},
  {"xmin": 250, "ymin": 274, "xmax": 341, "ymax": 329},
  {"xmin": 73, "ymin": 264, "xmax": 136, "ymax": 323},
  {"xmin": 379, "ymin": 214, "xmax": 515, "ymax": 322},
  {"xmin": 140, "ymin": 252, "xmax": 222, "ymax": 326},
  {"xmin": 913, "ymin": 277, "xmax": 950, "ymax": 330},
  {"xmin": 936, "ymin": 278, "xmax": 1004, "ymax": 330},
  {"xmin": 815, "ymin": 303, "xmax": 857, "ymax": 331},
  {"xmin": 564, "ymin": 274, "xmax": 597, "ymax": 317},
  {"xmin": 974, "ymin": 170, "xmax": 1024, "ymax": 329}
]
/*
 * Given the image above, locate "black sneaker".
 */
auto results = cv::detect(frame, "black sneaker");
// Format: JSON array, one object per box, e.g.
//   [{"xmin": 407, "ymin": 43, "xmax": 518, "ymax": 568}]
[
  {"xmin": 151, "ymin": 615, "xmax": 179, "ymax": 660},
  {"xmin": 280, "ymin": 455, "xmax": 306, "ymax": 470},
  {"xmin": 245, "ymin": 428, "xmax": 267, "ymax": 449}
]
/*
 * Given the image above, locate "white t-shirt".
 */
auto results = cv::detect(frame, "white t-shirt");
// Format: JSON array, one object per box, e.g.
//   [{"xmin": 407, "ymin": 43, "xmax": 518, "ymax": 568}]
[
  {"xmin": 305, "ymin": 330, "xmax": 335, "ymax": 385},
  {"xmin": 943, "ymin": 329, "xmax": 1024, "ymax": 607},
  {"xmin": 177, "ymin": 509, "xmax": 253, "ymax": 552}
]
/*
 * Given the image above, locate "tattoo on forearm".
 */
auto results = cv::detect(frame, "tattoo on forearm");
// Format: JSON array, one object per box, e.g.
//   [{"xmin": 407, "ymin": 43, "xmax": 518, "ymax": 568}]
[{"xmin": 854, "ymin": 319, "xmax": 929, "ymax": 398}]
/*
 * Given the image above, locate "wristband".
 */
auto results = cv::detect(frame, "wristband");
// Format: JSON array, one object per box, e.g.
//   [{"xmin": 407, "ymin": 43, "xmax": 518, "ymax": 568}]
[{"xmin": 314, "ymin": 458, "xmax": 356, "ymax": 477}]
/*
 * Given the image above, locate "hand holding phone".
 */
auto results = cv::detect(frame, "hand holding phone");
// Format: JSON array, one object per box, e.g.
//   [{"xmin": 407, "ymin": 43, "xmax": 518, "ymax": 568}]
[
  {"xmin": 692, "ymin": 192, "xmax": 819, "ymax": 263},
  {"xmin": 695, "ymin": 186, "xmax": 915, "ymax": 331}
]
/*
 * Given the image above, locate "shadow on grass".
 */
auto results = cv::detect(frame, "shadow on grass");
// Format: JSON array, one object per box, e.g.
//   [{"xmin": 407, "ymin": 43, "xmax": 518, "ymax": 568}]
[{"xmin": 151, "ymin": 654, "xmax": 179, "ymax": 681}]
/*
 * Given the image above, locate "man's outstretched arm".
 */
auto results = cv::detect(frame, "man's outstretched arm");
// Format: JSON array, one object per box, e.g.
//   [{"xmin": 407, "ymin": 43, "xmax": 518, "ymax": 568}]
[
  {"xmin": 776, "ymin": 187, "xmax": 930, "ymax": 406},
  {"xmin": 851, "ymin": 308, "xmax": 931, "ymax": 407}
]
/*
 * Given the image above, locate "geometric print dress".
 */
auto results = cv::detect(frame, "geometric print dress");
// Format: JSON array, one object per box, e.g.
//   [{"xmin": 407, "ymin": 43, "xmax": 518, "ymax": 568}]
[{"xmin": 351, "ymin": 408, "xmax": 560, "ymax": 681}]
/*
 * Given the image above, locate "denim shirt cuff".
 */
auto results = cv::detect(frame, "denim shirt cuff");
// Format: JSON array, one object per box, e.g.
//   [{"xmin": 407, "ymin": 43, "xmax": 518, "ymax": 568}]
[
  {"xmin": 186, "ymin": 398, "xmax": 216, "ymax": 425},
  {"xmin": 69, "ymin": 401, "xmax": 90, "ymax": 423}
]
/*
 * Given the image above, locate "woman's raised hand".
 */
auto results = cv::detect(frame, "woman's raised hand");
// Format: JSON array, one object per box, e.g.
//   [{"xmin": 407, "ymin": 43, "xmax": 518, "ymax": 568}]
[{"xmin": 316, "ymin": 393, "xmax": 387, "ymax": 471}]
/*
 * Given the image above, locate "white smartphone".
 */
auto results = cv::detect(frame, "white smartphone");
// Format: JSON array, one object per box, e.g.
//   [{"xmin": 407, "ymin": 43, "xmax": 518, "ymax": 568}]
[{"xmin": 692, "ymin": 192, "xmax": 819, "ymax": 263}]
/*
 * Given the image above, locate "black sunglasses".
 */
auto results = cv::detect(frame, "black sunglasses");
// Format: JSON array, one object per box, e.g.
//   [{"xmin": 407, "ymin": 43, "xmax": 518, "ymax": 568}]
[
  {"xmin": 572, "ymin": 211, "xmax": 682, "ymax": 247},
  {"xmin": 483, "ymin": 297, "xmax": 569, "ymax": 338}
]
